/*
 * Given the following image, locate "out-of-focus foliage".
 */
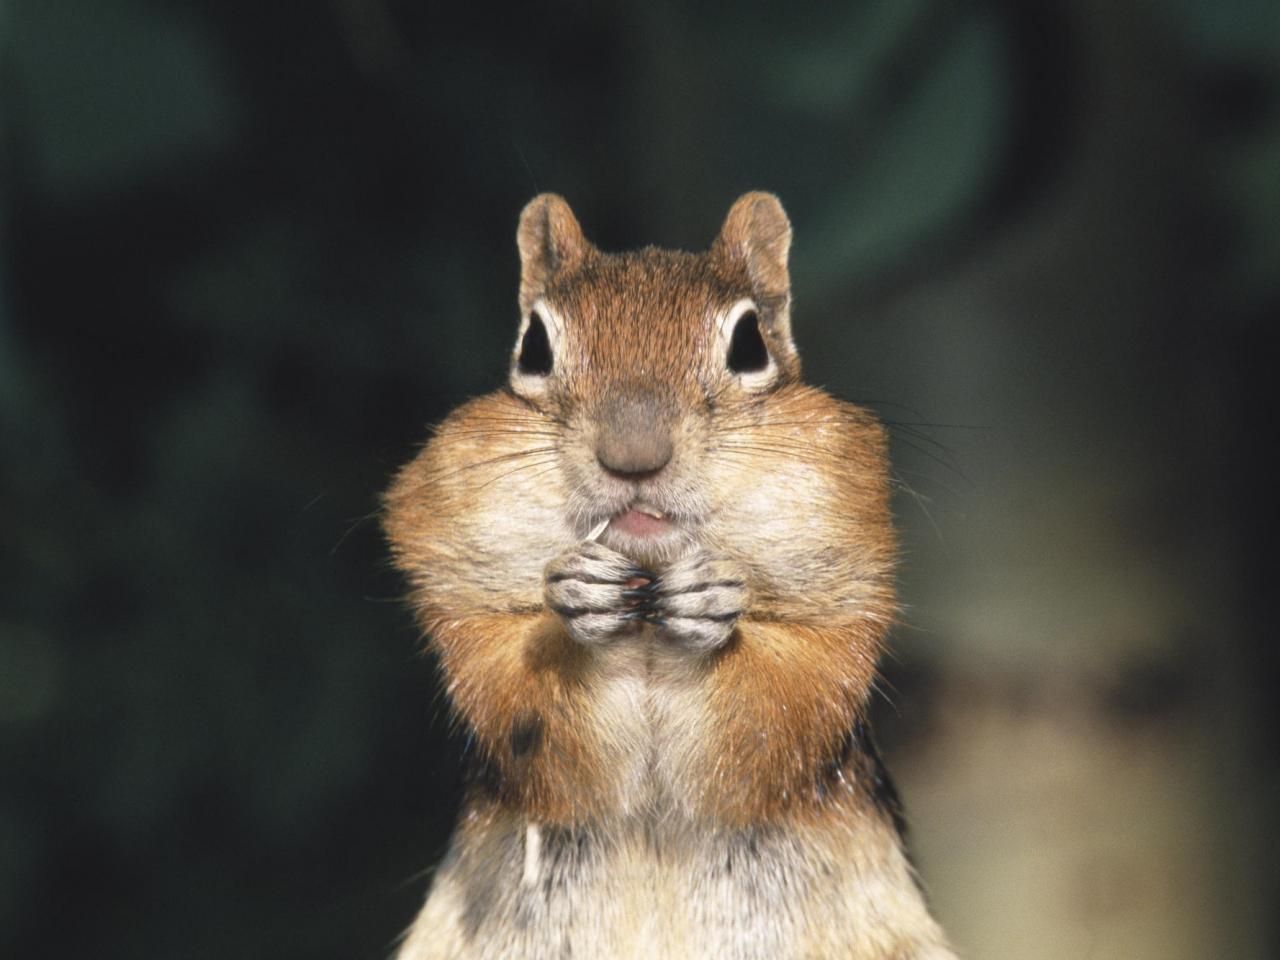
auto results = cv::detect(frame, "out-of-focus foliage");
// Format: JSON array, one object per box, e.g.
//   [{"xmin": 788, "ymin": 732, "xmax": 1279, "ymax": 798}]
[{"xmin": 1, "ymin": 1, "xmax": 1274, "ymax": 957}]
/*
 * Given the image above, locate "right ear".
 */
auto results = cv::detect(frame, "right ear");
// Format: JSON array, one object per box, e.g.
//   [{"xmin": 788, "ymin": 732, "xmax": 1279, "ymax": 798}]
[
  {"xmin": 712, "ymin": 191, "xmax": 792, "ymax": 308},
  {"xmin": 516, "ymin": 194, "xmax": 590, "ymax": 315}
]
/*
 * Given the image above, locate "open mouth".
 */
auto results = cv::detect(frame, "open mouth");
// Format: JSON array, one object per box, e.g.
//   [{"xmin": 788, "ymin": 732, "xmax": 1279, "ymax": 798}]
[{"xmin": 605, "ymin": 502, "xmax": 675, "ymax": 539}]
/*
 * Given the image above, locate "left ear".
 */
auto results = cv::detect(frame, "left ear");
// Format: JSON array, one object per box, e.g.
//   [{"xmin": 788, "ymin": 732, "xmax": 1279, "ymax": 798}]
[{"xmin": 713, "ymin": 192, "xmax": 792, "ymax": 307}]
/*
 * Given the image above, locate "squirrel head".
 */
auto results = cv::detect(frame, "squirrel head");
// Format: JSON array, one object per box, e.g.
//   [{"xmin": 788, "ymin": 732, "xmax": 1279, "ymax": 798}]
[
  {"xmin": 385, "ymin": 192, "xmax": 892, "ymax": 614},
  {"xmin": 507, "ymin": 192, "xmax": 815, "ymax": 567}
]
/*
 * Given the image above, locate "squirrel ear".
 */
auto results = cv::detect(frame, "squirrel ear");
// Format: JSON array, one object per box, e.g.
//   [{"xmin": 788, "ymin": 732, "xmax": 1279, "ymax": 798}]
[
  {"xmin": 516, "ymin": 194, "xmax": 590, "ymax": 314},
  {"xmin": 713, "ymin": 192, "xmax": 792, "ymax": 305}
]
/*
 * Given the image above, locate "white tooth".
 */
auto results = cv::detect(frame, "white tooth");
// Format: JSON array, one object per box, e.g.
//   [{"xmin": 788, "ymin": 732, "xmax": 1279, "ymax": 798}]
[{"xmin": 586, "ymin": 519, "xmax": 609, "ymax": 541}]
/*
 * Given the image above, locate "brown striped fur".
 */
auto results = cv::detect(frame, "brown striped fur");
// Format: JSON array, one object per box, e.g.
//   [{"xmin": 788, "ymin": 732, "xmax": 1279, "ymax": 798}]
[{"xmin": 383, "ymin": 193, "xmax": 955, "ymax": 958}]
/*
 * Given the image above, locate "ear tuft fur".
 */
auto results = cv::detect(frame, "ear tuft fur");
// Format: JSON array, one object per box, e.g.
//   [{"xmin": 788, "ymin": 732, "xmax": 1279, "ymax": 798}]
[{"xmin": 516, "ymin": 194, "xmax": 590, "ymax": 314}]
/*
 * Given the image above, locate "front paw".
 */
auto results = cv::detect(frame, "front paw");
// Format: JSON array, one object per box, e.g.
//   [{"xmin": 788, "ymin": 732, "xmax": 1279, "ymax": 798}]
[
  {"xmin": 648, "ymin": 550, "xmax": 748, "ymax": 654},
  {"xmin": 544, "ymin": 541, "xmax": 654, "ymax": 646}
]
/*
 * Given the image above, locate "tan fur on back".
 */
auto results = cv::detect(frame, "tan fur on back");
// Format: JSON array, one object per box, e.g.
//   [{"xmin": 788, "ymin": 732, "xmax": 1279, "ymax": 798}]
[{"xmin": 383, "ymin": 193, "xmax": 955, "ymax": 959}]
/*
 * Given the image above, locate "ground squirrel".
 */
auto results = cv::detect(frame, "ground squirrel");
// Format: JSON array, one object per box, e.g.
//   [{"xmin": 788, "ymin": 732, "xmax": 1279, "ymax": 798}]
[{"xmin": 383, "ymin": 192, "xmax": 956, "ymax": 959}]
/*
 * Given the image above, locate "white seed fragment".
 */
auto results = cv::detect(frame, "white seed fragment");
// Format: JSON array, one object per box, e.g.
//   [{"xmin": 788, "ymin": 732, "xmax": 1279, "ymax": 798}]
[{"xmin": 523, "ymin": 822, "xmax": 542, "ymax": 885}]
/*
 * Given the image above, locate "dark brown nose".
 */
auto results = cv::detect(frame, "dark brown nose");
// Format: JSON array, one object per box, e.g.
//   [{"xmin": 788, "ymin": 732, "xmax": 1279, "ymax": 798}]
[{"xmin": 595, "ymin": 387, "xmax": 673, "ymax": 479}]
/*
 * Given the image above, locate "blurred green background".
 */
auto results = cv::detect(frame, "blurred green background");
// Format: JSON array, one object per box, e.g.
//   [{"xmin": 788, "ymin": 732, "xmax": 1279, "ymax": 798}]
[{"xmin": 1, "ymin": 1, "xmax": 1275, "ymax": 957}]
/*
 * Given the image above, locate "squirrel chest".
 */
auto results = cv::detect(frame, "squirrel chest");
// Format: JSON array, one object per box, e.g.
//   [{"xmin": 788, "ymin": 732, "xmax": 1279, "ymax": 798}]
[{"xmin": 383, "ymin": 193, "xmax": 955, "ymax": 959}]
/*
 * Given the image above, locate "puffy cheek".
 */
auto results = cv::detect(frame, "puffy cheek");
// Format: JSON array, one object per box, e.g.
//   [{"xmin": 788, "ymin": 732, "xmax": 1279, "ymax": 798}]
[
  {"xmin": 705, "ymin": 455, "xmax": 839, "ymax": 574},
  {"xmin": 458, "ymin": 460, "xmax": 577, "ymax": 592}
]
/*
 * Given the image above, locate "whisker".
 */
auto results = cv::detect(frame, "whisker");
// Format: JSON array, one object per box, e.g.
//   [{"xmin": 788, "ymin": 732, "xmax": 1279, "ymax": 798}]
[
  {"xmin": 891, "ymin": 469, "xmax": 947, "ymax": 547},
  {"xmin": 456, "ymin": 411, "xmax": 569, "ymax": 428},
  {"xmin": 473, "ymin": 458, "xmax": 562, "ymax": 492},
  {"xmin": 713, "ymin": 445, "xmax": 831, "ymax": 466},
  {"xmin": 439, "ymin": 429, "xmax": 563, "ymax": 441},
  {"xmin": 883, "ymin": 421, "xmax": 988, "ymax": 431},
  {"xmin": 714, "ymin": 441, "xmax": 874, "ymax": 468},
  {"xmin": 417, "ymin": 447, "xmax": 561, "ymax": 485},
  {"xmin": 891, "ymin": 468, "xmax": 966, "ymax": 504},
  {"xmin": 331, "ymin": 508, "xmax": 382, "ymax": 556},
  {"xmin": 886, "ymin": 426, "xmax": 967, "ymax": 476},
  {"xmin": 445, "ymin": 416, "xmax": 563, "ymax": 428},
  {"xmin": 888, "ymin": 434, "xmax": 967, "ymax": 482}
]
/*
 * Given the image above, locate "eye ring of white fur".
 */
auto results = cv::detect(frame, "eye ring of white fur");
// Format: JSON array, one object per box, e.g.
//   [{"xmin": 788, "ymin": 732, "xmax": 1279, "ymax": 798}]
[
  {"xmin": 510, "ymin": 300, "xmax": 564, "ymax": 392},
  {"xmin": 716, "ymin": 298, "xmax": 777, "ymax": 389}
]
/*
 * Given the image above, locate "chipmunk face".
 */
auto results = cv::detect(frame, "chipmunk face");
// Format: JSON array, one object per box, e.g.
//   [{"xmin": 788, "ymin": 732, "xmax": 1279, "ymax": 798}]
[
  {"xmin": 506, "ymin": 193, "xmax": 802, "ymax": 568},
  {"xmin": 385, "ymin": 193, "xmax": 890, "ymax": 622}
]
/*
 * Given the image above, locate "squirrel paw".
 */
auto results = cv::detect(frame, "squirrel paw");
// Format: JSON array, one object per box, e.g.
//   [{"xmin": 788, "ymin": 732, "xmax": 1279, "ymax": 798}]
[
  {"xmin": 544, "ymin": 541, "xmax": 654, "ymax": 646},
  {"xmin": 648, "ymin": 550, "xmax": 748, "ymax": 654}
]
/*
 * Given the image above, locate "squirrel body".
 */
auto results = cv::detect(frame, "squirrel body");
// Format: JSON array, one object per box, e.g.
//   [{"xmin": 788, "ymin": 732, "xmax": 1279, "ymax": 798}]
[{"xmin": 384, "ymin": 193, "xmax": 955, "ymax": 959}]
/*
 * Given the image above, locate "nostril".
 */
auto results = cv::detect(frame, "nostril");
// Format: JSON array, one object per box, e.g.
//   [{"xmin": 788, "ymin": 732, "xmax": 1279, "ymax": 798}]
[
  {"xmin": 595, "ymin": 434, "xmax": 673, "ymax": 480},
  {"xmin": 596, "ymin": 454, "xmax": 670, "ymax": 481}
]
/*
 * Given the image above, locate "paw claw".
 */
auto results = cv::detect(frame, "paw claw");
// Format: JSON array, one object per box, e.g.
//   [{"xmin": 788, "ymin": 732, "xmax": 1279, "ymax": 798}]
[
  {"xmin": 544, "ymin": 541, "xmax": 649, "ymax": 645},
  {"xmin": 646, "ymin": 550, "xmax": 748, "ymax": 653}
]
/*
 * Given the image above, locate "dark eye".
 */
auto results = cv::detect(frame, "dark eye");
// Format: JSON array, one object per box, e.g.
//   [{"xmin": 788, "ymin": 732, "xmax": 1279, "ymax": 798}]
[
  {"xmin": 727, "ymin": 310, "xmax": 770, "ymax": 374},
  {"xmin": 517, "ymin": 311, "xmax": 553, "ymax": 376}
]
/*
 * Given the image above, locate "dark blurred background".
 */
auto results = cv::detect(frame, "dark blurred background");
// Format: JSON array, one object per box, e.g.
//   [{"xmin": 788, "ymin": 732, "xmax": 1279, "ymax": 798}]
[{"xmin": 1, "ymin": 1, "xmax": 1275, "ymax": 957}]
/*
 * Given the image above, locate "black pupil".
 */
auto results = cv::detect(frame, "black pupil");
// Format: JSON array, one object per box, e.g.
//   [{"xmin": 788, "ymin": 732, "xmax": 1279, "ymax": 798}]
[
  {"xmin": 727, "ymin": 311, "xmax": 769, "ymax": 373},
  {"xmin": 517, "ymin": 314, "xmax": 553, "ymax": 375}
]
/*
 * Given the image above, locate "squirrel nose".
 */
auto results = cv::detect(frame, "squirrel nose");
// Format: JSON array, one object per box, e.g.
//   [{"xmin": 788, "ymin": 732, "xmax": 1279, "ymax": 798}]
[
  {"xmin": 595, "ymin": 389, "xmax": 674, "ymax": 479},
  {"xmin": 597, "ymin": 435, "xmax": 673, "ymax": 479}
]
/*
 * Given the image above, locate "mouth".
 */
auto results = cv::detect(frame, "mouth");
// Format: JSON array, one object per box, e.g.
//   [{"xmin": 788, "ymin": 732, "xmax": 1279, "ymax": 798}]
[
  {"xmin": 598, "ymin": 501, "xmax": 677, "ymax": 540},
  {"xmin": 587, "ymin": 499, "xmax": 692, "ymax": 568}
]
